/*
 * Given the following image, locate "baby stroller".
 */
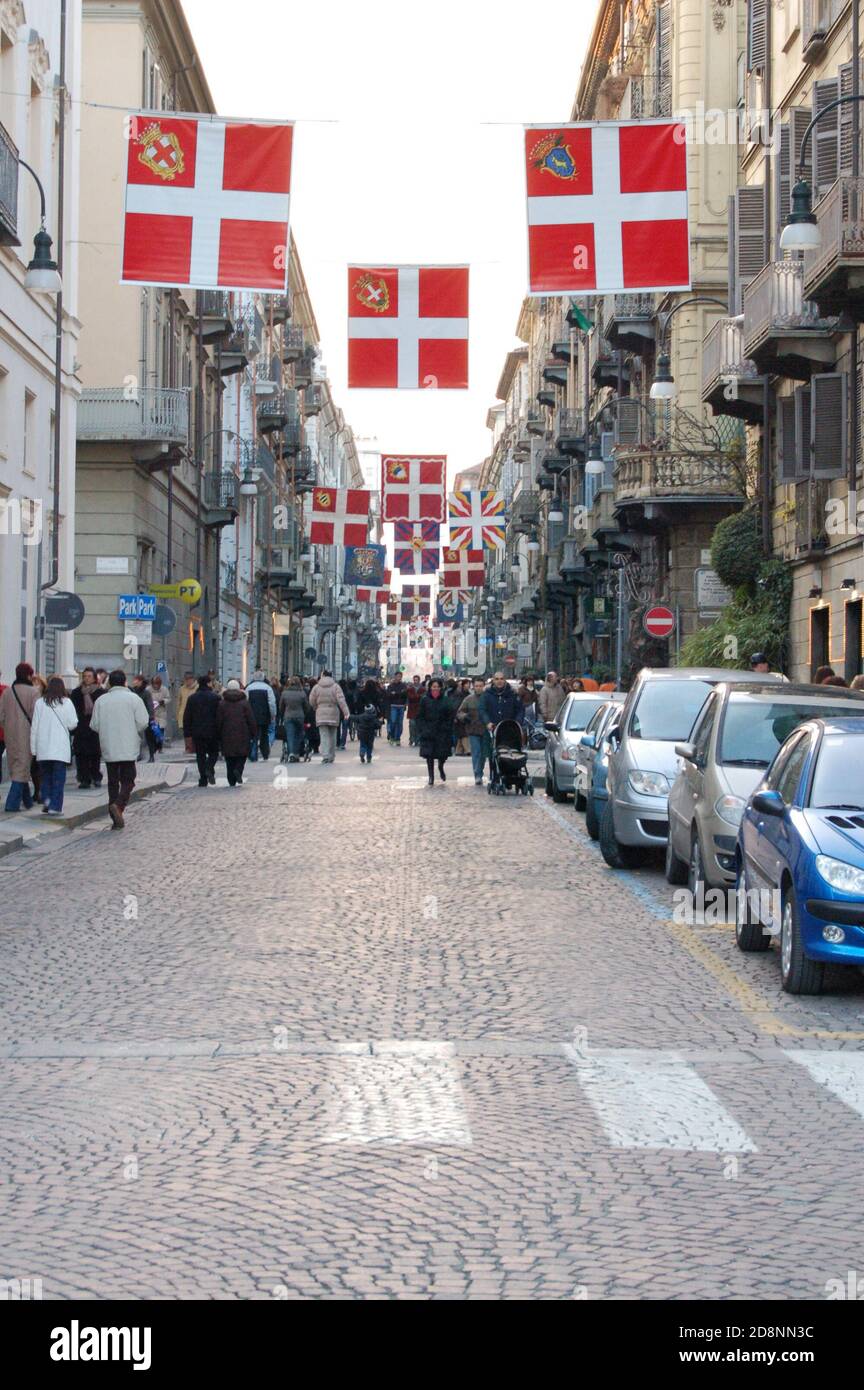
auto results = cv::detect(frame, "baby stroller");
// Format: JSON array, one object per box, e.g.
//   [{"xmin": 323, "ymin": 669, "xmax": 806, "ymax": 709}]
[{"xmin": 488, "ymin": 719, "xmax": 533, "ymax": 797}]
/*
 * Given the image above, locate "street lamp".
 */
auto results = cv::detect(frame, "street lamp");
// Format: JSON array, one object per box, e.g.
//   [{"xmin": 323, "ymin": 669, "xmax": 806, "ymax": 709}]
[
  {"xmin": 585, "ymin": 436, "xmax": 604, "ymax": 476},
  {"xmin": 780, "ymin": 93, "xmax": 864, "ymax": 251},
  {"xmin": 18, "ymin": 160, "xmax": 61, "ymax": 294},
  {"xmin": 648, "ymin": 296, "xmax": 728, "ymax": 401},
  {"xmin": 239, "ymin": 466, "xmax": 258, "ymax": 497},
  {"xmin": 525, "ymin": 531, "xmax": 540, "ymax": 553}
]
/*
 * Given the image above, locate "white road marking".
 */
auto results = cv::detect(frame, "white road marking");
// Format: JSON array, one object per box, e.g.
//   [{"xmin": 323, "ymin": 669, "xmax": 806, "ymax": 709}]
[
  {"xmin": 563, "ymin": 1047, "xmax": 756, "ymax": 1152},
  {"xmin": 789, "ymin": 1052, "xmax": 864, "ymax": 1122},
  {"xmin": 336, "ymin": 776, "xmax": 367, "ymax": 783},
  {"xmin": 322, "ymin": 1040, "xmax": 472, "ymax": 1146}
]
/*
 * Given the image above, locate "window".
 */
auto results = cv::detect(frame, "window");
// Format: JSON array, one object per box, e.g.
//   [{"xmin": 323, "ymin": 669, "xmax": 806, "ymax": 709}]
[
  {"xmin": 22, "ymin": 389, "xmax": 36, "ymax": 476},
  {"xmin": 630, "ymin": 680, "xmax": 714, "ymax": 741},
  {"xmin": 810, "ymin": 605, "xmax": 830, "ymax": 677},
  {"xmin": 776, "ymin": 733, "xmax": 813, "ymax": 805},
  {"xmin": 720, "ymin": 694, "xmax": 864, "ymax": 766},
  {"xmin": 0, "ymin": 365, "xmax": 7, "ymax": 458},
  {"xmin": 845, "ymin": 599, "xmax": 863, "ymax": 683},
  {"xmin": 690, "ymin": 692, "xmax": 719, "ymax": 761},
  {"xmin": 810, "ymin": 733, "xmax": 864, "ymax": 809}
]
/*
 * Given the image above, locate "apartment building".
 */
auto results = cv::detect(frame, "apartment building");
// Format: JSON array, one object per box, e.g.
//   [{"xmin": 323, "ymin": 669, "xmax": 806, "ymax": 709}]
[
  {"xmin": 703, "ymin": 0, "xmax": 864, "ymax": 679},
  {"xmin": 0, "ymin": 0, "xmax": 81, "ymax": 681}
]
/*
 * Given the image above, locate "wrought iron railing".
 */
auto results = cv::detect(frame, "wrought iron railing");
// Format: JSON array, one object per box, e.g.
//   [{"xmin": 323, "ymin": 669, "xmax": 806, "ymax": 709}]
[
  {"xmin": 743, "ymin": 260, "xmax": 837, "ymax": 355},
  {"xmin": 806, "ymin": 176, "xmax": 864, "ymax": 294},
  {"xmin": 702, "ymin": 318, "xmax": 761, "ymax": 395},
  {"xmin": 77, "ymin": 388, "xmax": 190, "ymax": 443},
  {"xmin": 0, "ymin": 119, "xmax": 19, "ymax": 244},
  {"xmin": 203, "ymin": 471, "xmax": 240, "ymax": 512}
]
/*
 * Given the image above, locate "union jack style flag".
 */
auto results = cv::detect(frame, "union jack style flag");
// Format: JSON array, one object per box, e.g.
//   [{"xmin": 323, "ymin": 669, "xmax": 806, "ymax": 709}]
[
  {"xmin": 440, "ymin": 547, "xmax": 484, "ymax": 589},
  {"xmin": 447, "ymin": 489, "xmax": 507, "ymax": 550},
  {"xmin": 393, "ymin": 520, "xmax": 440, "ymax": 577}
]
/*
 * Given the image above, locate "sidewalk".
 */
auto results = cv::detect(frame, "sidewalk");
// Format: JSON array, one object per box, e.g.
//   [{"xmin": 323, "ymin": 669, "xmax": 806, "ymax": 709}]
[{"xmin": 0, "ymin": 761, "xmax": 187, "ymax": 859}]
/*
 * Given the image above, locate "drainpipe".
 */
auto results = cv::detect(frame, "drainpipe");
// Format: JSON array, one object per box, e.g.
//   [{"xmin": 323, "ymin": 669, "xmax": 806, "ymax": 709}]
[
  {"xmin": 760, "ymin": 0, "xmax": 773, "ymax": 556},
  {"xmin": 41, "ymin": 0, "xmax": 67, "ymax": 597}
]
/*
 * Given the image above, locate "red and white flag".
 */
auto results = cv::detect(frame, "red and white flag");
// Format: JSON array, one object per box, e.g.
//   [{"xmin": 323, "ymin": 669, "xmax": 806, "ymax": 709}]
[
  {"xmin": 348, "ymin": 266, "xmax": 468, "ymax": 389},
  {"xmin": 381, "ymin": 456, "xmax": 446, "ymax": 523},
  {"xmin": 524, "ymin": 121, "xmax": 690, "ymax": 295},
  {"xmin": 122, "ymin": 115, "xmax": 293, "ymax": 291},
  {"xmin": 307, "ymin": 488, "xmax": 370, "ymax": 547},
  {"xmin": 356, "ymin": 568, "xmax": 392, "ymax": 605},
  {"xmin": 440, "ymin": 547, "xmax": 484, "ymax": 589}
]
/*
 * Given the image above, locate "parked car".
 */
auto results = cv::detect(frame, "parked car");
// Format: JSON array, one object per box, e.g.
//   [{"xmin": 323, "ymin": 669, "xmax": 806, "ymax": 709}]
[
  {"xmin": 600, "ymin": 667, "xmax": 787, "ymax": 869},
  {"xmin": 544, "ymin": 691, "xmax": 615, "ymax": 803},
  {"xmin": 736, "ymin": 718, "xmax": 864, "ymax": 994},
  {"xmin": 578, "ymin": 699, "xmax": 626, "ymax": 839},
  {"xmin": 666, "ymin": 683, "xmax": 864, "ymax": 893}
]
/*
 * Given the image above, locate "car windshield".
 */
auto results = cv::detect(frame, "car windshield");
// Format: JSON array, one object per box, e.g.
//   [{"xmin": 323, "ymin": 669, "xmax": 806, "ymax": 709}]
[
  {"xmin": 810, "ymin": 734, "xmax": 864, "ymax": 808},
  {"xmin": 565, "ymin": 697, "xmax": 606, "ymax": 731},
  {"xmin": 629, "ymin": 681, "xmax": 713, "ymax": 741},
  {"xmin": 719, "ymin": 697, "xmax": 864, "ymax": 767}
]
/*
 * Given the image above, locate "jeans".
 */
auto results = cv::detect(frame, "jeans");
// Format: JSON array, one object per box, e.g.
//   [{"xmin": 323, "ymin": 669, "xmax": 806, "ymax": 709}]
[
  {"xmin": 106, "ymin": 760, "xmax": 136, "ymax": 811},
  {"xmin": 39, "ymin": 759, "xmax": 67, "ymax": 812},
  {"xmin": 387, "ymin": 705, "xmax": 405, "ymax": 741},
  {"xmin": 408, "ymin": 717, "xmax": 419, "ymax": 745},
  {"xmin": 469, "ymin": 733, "xmax": 490, "ymax": 782},
  {"xmin": 338, "ymin": 716, "xmax": 349, "ymax": 749},
  {"xmin": 194, "ymin": 738, "xmax": 218, "ymax": 784},
  {"xmin": 359, "ymin": 735, "xmax": 375, "ymax": 761},
  {"xmin": 319, "ymin": 725, "xmax": 338, "ymax": 761},
  {"xmin": 225, "ymin": 755, "xmax": 247, "ymax": 785},
  {"xmin": 5, "ymin": 779, "xmax": 33, "ymax": 811},
  {"xmin": 284, "ymin": 720, "xmax": 304, "ymax": 758}
]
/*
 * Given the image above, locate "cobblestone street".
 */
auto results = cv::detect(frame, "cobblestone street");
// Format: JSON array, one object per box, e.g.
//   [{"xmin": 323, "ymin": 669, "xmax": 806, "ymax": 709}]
[{"xmin": 3, "ymin": 743, "xmax": 864, "ymax": 1300}]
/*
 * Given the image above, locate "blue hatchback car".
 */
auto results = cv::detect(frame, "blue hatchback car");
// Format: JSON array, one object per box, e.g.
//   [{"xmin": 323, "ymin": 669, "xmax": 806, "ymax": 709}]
[{"xmin": 736, "ymin": 718, "xmax": 864, "ymax": 994}]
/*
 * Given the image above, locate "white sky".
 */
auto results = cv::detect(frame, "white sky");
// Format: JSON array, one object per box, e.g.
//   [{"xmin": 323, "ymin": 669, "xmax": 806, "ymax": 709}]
[{"xmin": 181, "ymin": 0, "xmax": 595, "ymax": 482}]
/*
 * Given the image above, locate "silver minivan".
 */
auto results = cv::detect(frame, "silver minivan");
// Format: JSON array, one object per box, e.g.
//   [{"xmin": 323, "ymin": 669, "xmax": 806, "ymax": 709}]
[{"xmin": 600, "ymin": 667, "xmax": 786, "ymax": 869}]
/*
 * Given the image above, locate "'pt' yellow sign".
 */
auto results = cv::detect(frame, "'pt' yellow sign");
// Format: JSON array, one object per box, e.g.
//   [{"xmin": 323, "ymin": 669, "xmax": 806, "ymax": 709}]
[{"xmin": 151, "ymin": 579, "xmax": 202, "ymax": 605}]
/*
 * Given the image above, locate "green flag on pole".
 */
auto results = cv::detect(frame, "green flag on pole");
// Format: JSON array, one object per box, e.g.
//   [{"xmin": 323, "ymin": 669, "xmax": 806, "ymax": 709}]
[{"xmin": 568, "ymin": 300, "xmax": 594, "ymax": 333}]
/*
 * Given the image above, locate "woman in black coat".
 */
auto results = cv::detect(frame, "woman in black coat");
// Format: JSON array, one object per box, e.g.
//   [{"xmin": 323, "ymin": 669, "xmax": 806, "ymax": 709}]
[{"xmin": 416, "ymin": 678, "xmax": 455, "ymax": 786}]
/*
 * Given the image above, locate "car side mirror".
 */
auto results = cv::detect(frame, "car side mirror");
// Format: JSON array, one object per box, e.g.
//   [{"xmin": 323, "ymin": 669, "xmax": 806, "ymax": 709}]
[
  {"xmin": 580, "ymin": 732, "xmax": 596, "ymax": 749},
  {"xmin": 675, "ymin": 742, "xmax": 698, "ymax": 764},
  {"xmin": 544, "ymin": 721, "xmax": 560, "ymax": 732},
  {"xmin": 751, "ymin": 789, "xmax": 785, "ymax": 818}
]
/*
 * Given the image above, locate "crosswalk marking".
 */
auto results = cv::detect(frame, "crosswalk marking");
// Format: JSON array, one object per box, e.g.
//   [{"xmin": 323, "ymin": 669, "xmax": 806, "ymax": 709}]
[
  {"xmin": 563, "ymin": 1047, "xmax": 756, "ymax": 1152},
  {"xmin": 336, "ymin": 776, "xmax": 367, "ymax": 783},
  {"xmin": 322, "ymin": 1041, "xmax": 472, "ymax": 1146},
  {"xmin": 788, "ymin": 1051, "xmax": 864, "ymax": 1122}
]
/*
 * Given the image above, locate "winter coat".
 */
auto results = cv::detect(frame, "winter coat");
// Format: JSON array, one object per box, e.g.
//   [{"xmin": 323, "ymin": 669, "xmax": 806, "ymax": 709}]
[
  {"xmin": 416, "ymin": 693, "xmax": 455, "ymax": 761},
  {"xmin": 176, "ymin": 680, "xmax": 197, "ymax": 730},
  {"xmin": 216, "ymin": 689, "xmax": 258, "ymax": 756},
  {"xmin": 30, "ymin": 697, "xmax": 78, "ymax": 763},
  {"xmin": 0, "ymin": 681, "xmax": 40, "ymax": 782},
  {"xmin": 132, "ymin": 684, "xmax": 154, "ymax": 719},
  {"xmin": 356, "ymin": 704, "xmax": 380, "ymax": 740},
  {"xmin": 279, "ymin": 687, "xmax": 308, "ymax": 723},
  {"xmin": 246, "ymin": 679, "xmax": 276, "ymax": 728},
  {"xmin": 149, "ymin": 684, "xmax": 170, "ymax": 728},
  {"xmin": 183, "ymin": 688, "xmax": 220, "ymax": 742},
  {"xmin": 309, "ymin": 675, "xmax": 349, "ymax": 727},
  {"xmin": 386, "ymin": 679, "xmax": 408, "ymax": 708},
  {"xmin": 537, "ymin": 682, "xmax": 567, "ymax": 721},
  {"xmin": 518, "ymin": 684, "xmax": 538, "ymax": 709},
  {"xmin": 70, "ymin": 683, "xmax": 103, "ymax": 757},
  {"xmin": 406, "ymin": 684, "xmax": 423, "ymax": 719},
  {"xmin": 479, "ymin": 684, "xmax": 523, "ymax": 729},
  {"xmin": 90, "ymin": 685, "xmax": 150, "ymax": 762},
  {"xmin": 355, "ymin": 685, "xmax": 383, "ymax": 716},
  {"xmin": 456, "ymin": 691, "xmax": 486, "ymax": 737}
]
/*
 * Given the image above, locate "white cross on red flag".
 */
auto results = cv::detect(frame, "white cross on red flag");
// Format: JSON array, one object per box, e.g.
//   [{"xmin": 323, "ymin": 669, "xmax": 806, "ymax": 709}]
[
  {"xmin": 308, "ymin": 488, "xmax": 371, "ymax": 547},
  {"xmin": 381, "ymin": 456, "xmax": 446, "ymax": 523},
  {"xmin": 356, "ymin": 568, "xmax": 392, "ymax": 605},
  {"xmin": 122, "ymin": 115, "xmax": 293, "ymax": 291},
  {"xmin": 440, "ymin": 547, "xmax": 484, "ymax": 589},
  {"xmin": 348, "ymin": 266, "xmax": 469, "ymax": 389},
  {"xmin": 524, "ymin": 121, "xmax": 690, "ymax": 295}
]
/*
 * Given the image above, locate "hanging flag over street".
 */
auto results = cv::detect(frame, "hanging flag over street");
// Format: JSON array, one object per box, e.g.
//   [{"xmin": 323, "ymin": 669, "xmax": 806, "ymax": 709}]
[
  {"xmin": 381, "ymin": 456, "xmax": 446, "ymax": 523},
  {"xmin": 356, "ymin": 581, "xmax": 392, "ymax": 604},
  {"xmin": 440, "ymin": 547, "xmax": 484, "ymax": 589},
  {"xmin": 122, "ymin": 115, "xmax": 293, "ymax": 291},
  {"xmin": 393, "ymin": 520, "xmax": 440, "ymax": 578},
  {"xmin": 348, "ymin": 266, "xmax": 469, "ymax": 389},
  {"xmin": 307, "ymin": 488, "xmax": 371, "ymax": 547},
  {"xmin": 401, "ymin": 592, "xmax": 431, "ymax": 619},
  {"xmin": 437, "ymin": 589, "xmax": 470, "ymax": 625},
  {"xmin": 447, "ymin": 490, "xmax": 507, "ymax": 550},
  {"xmin": 524, "ymin": 120, "xmax": 690, "ymax": 295}
]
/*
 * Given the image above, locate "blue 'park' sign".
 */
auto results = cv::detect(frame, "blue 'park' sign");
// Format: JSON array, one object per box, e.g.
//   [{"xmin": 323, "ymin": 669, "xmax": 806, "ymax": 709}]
[{"xmin": 118, "ymin": 593, "xmax": 157, "ymax": 622}]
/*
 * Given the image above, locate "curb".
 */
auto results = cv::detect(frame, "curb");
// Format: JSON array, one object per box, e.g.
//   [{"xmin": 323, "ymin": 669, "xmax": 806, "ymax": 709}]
[{"xmin": 0, "ymin": 766, "xmax": 187, "ymax": 855}]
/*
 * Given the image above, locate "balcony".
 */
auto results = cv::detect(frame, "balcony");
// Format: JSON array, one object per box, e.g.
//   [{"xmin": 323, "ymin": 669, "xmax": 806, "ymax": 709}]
[
  {"xmin": 701, "ymin": 318, "xmax": 765, "ymax": 424},
  {"xmin": 555, "ymin": 407, "xmax": 586, "ymax": 456},
  {"xmin": 280, "ymin": 418, "xmax": 304, "ymax": 455},
  {"xmin": 510, "ymin": 488, "xmax": 541, "ymax": 534},
  {"xmin": 794, "ymin": 477, "xmax": 832, "ymax": 558},
  {"xmin": 742, "ymin": 260, "xmax": 838, "ymax": 379},
  {"xmin": 541, "ymin": 360, "xmax": 568, "ymax": 389},
  {"xmin": 296, "ymin": 461, "xmax": 317, "ymax": 494},
  {"xmin": 0, "ymin": 119, "xmax": 20, "ymax": 247},
  {"xmin": 292, "ymin": 446, "xmax": 313, "ymax": 479},
  {"xmin": 525, "ymin": 410, "xmax": 546, "ymax": 436},
  {"xmin": 293, "ymin": 348, "xmax": 316, "ymax": 387},
  {"xmin": 589, "ymin": 334, "xmax": 624, "ymax": 389},
  {"xmin": 256, "ymin": 441, "xmax": 276, "ymax": 485},
  {"xmin": 257, "ymin": 393, "xmax": 289, "ymax": 435},
  {"xmin": 282, "ymin": 326, "xmax": 305, "ymax": 362},
  {"xmin": 536, "ymin": 388, "xmax": 557, "ymax": 409},
  {"xmin": 77, "ymin": 388, "xmax": 190, "ymax": 448},
  {"xmin": 198, "ymin": 290, "xmax": 233, "ymax": 342},
  {"xmin": 268, "ymin": 290, "xmax": 293, "ymax": 324},
  {"xmin": 605, "ymin": 294, "xmax": 656, "ymax": 353},
  {"xmin": 304, "ymin": 383, "xmax": 324, "ymax": 416},
  {"xmin": 550, "ymin": 339, "xmax": 574, "ymax": 364},
  {"xmin": 219, "ymin": 325, "xmax": 249, "ymax": 377},
  {"xmin": 802, "ymin": 0, "xmax": 843, "ymax": 61},
  {"xmin": 202, "ymin": 471, "xmax": 240, "ymax": 528},
  {"xmin": 263, "ymin": 543, "xmax": 298, "ymax": 588},
  {"xmin": 613, "ymin": 449, "xmax": 745, "ymax": 529},
  {"xmin": 803, "ymin": 177, "xmax": 864, "ymax": 319},
  {"xmin": 542, "ymin": 448, "xmax": 570, "ymax": 475}
]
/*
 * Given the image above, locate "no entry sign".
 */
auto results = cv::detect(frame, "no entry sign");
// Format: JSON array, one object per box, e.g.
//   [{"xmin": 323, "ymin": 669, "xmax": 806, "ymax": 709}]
[{"xmin": 643, "ymin": 605, "xmax": 675, "ymax": 640}]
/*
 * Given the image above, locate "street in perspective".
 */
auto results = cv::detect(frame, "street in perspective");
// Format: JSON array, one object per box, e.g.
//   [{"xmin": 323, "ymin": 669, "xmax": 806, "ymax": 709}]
[{"xmin": 5, "ymin": 0, "xmax": 864, "ymax": 1355}]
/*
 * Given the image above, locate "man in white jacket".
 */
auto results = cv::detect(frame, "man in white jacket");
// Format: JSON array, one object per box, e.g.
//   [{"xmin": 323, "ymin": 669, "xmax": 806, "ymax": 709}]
[{"xmin": 90, "ymin": 670, "xmax": 149, "ymax": 829}]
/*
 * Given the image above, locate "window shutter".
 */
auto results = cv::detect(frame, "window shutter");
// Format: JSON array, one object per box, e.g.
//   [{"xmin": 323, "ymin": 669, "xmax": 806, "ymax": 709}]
[
  {"xmin": 811, "ymin": 372, "xmax": 847, "ymax": 478},
  {"xmin": 600, "ymin": 430, "xmax": 616, "ymax": 461},
  {"xmin": 795, "ymin": 385, "xmax": 811, "ymax": 478},
  {"xmin": 747, "ymin": 0, "xmax": 768, "ymax": 72},
  {"xmin": 813, "ymin": 76, "xmax": 840, "ymax": 196},
  {"xmin": 615, "ymin": 399, "xmax": 641, "ymax": 447},
  {"xmin": 734, "ymin": 186, "xmax": 767, "ymax": 310},
  {"xmin": 839, "ymin": 61, "xmax": 862, "ymax": 178},
  {"xmin": 727, "ymin": 195, "xmax": 737, "ymax": 312},
  {"xmin": 656, "ymin": 2, "xmax": 672, "ymax": 117},
  {"xmin": 778, "ymin": 396, "xmax": 797, "ymax": 481}
]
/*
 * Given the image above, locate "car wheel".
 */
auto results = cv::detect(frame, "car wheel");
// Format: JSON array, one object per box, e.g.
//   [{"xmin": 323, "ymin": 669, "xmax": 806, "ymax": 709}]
[
  {"xmin": 545, "ymin": 767, "xmax": 553, "ymax": 797},
  {"xmin": 551, "ymin": 767, "xmax": 568, "ymax": 804},
  {"xmin": 664, "ymin": 832, "xmax": 688, "ymax": 885},
  {"xmin": 599, "ymin": 797, "xmax": 645, "ymax": 869},
  {"xmin": 687, "ymin": 827, "xmax": 707, "ymax": 900},
  {"xmin": 585, "ymin": 794, "xmax": 600, "ymax": 840},
  {"xmin": 779, "ymin": 886, "xmax": 825, "ymax": 995},
  {"xmin": 734, "ymin": 860, "xmax": 770, "ymax": 952},
  {"xmin": 575, "ymin": 785, "xmax": 586, "ymax": 812}
]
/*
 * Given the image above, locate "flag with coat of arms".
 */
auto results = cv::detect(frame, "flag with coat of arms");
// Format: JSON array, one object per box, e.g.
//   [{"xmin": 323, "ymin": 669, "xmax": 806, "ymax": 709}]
[
  {"xmin": 307, "ymin": 488, "xmax": 371, "ymax": 547},
  {"xmin": 440, "ymin": 547, "xmax": 484, "ymax": 589},
  {"xmin": 122, "ymin": 115, "xmax": 293, "ymax": 291},
  {"xmin": 393, "ymin": 521, "xmax": 440, "ymax": 578},
  {"xmin": 348, "ymin": 266, "xmax": 469, "ymax": 389},
  {"xmin": 437, "ymin": 589, "xmax": 470, "ymax": 625},
  {"xmin": 381, "ymin": 456, "xmax": 446, "ymax": 523},
  {"xmin": 447, "ymin": 490, "xmax": 507, "ymax": 550}
]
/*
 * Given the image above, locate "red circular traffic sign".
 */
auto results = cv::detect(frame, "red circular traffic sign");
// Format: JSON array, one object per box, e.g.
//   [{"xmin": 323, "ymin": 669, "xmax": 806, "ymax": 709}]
[{"xmin": 643, "ymin": 605, "xmax": 675, "ymax": 640}]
